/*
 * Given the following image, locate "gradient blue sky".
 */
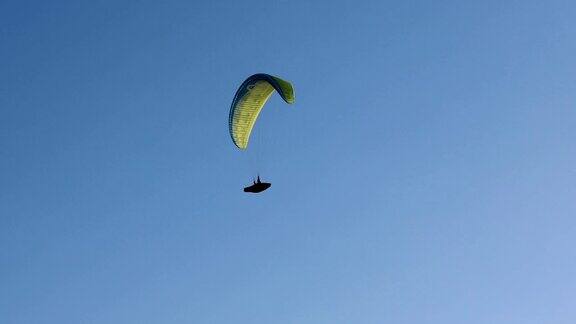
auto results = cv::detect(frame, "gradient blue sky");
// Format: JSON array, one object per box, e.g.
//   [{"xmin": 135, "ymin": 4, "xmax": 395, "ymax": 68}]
[{"xmin": 2, "ymin": 0, "xmax": 576, "ymax": 323}]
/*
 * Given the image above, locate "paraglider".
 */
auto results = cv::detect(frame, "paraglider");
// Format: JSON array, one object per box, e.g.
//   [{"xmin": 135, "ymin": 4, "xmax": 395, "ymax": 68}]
[
  {"xmin": 229, "ymin": 73, "xmax": 295, "ymax": 193},
  {"xmin": 243, "ymin": 176, "xmax": 271, "ymax": 193}
]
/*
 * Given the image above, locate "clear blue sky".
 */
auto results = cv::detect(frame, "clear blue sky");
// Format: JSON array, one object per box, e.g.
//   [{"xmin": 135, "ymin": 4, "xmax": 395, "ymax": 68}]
[{"xmin": 2, "ymin": 0, "xmax": 575, "ymax": 323}]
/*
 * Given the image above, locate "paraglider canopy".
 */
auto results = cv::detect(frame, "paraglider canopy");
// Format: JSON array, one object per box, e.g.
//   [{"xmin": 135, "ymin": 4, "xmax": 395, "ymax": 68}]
[{"xmin": 228, "ymin": 73, "xmax": 295, "ymax": 149}]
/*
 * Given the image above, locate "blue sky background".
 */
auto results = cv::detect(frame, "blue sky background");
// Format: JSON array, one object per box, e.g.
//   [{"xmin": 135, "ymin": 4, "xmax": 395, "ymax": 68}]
[{"xmin": 1, "ymin": 0, "xmax": 576, "ymax": 323}]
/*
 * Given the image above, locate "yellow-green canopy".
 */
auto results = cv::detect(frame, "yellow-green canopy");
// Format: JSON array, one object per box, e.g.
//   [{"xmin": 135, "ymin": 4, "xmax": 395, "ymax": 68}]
[{"xmin": 228, "ymin": 74, "xmax": 295, "ymax": 149}]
